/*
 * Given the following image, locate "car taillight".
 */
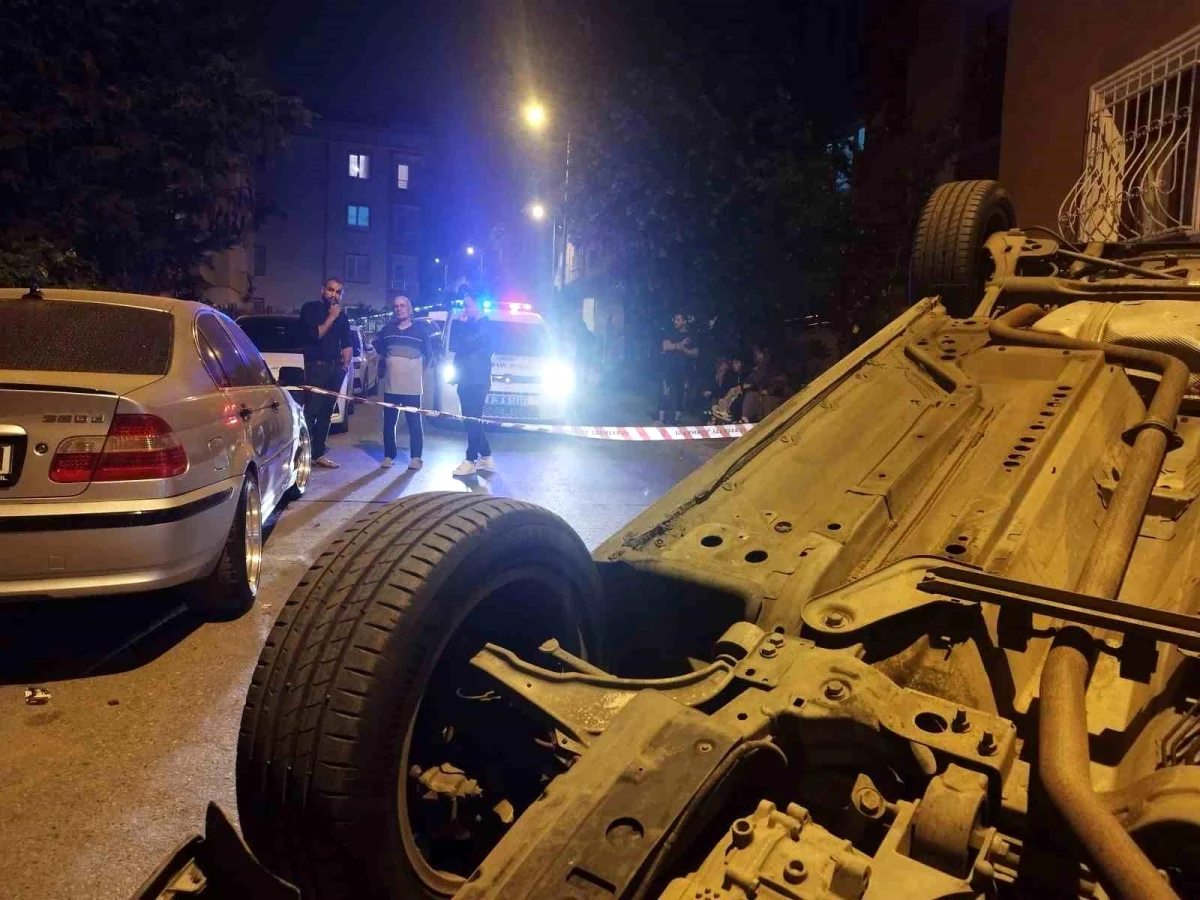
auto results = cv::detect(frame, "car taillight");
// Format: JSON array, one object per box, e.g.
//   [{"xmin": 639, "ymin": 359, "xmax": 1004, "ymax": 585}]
[{"xmin": 49, "ymin": 414, "xmax": 188, "ymax": 483}]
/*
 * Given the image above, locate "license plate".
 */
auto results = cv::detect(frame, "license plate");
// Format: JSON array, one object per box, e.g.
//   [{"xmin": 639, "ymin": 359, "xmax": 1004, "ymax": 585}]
[
  {"xmin": 486, "ymin": 393, "xmax": 532, "ymax": 406},
  {"xmin": 0, "ymin": 443, "xmax": 12, "ymax": 478}
]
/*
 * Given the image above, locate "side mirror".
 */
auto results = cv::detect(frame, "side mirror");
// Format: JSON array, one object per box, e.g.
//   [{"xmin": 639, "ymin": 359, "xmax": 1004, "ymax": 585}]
[{"xmin": 278, "ymin": 366, "xmax": 305, "ymax": 388}]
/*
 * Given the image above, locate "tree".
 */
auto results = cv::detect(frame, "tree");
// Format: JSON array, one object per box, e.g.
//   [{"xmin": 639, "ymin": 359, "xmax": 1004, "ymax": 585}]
[
  {"xmin": 564, "ymin": 50, "xmax": 852, "ymax": 356},
  {"xmin": 0, "ymin": 0, "xmax": 310, "ymax": 298},
  {"xmin": 833, "ymin": 122, "xmax": 960, "ymax": 348}
]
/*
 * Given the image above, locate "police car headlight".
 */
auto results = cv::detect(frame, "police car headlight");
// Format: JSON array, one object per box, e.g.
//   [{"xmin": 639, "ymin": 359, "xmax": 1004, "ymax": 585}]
[
  {"xmin": 441, "ymin": 363, "xmax": 456, "ymax": 382},
  {"xmin": 541, "ymin": 360, "xmax": 575, "ymax": 396}
]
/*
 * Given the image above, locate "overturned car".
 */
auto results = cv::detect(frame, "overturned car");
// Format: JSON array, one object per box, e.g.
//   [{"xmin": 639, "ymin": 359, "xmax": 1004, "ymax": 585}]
[{"xmin": 140, "ymin": 181, "xmax": 1200, "ymax": 899}]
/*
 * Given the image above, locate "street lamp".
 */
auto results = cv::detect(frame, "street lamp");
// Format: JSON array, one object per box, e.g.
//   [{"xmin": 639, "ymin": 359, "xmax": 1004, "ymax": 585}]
[
  {"xmin": 465, "ymin": 245, "xmax": 483, "ymax": 280},
  {"xmin": 519, "ymin": 98, "xmax": 569, "ymax": 295},
  {"xmin": 528, "ymin": 202, "xmax": 546, "ymax": 222},
  {"xmin": 522, "ymin": 100, "xmax": 547, "ymax": 131}
]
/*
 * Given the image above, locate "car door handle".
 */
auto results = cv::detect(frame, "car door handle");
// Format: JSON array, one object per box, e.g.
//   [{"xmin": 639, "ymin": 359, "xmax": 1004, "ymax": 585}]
[
  {"xmin": 239, "ymin": 406, "xmax": 253, "ymax": 421},
  {"xmin": 270, "ymin": 399, "xmax": 280, "ymax": 411}
]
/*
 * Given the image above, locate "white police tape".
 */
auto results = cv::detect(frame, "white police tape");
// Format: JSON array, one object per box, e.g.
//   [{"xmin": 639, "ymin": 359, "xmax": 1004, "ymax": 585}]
[{"xmin": 298, "ymin": 385, "xmax": 753, "ymax": 441}]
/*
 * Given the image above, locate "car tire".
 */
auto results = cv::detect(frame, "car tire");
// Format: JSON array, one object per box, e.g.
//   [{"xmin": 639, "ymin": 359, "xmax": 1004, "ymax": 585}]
[
  {"xmin": 188, "ymin": 471, "xmax": 262, "ymax": 620},
  {"xmin": 910, "ymin": 179, "xmax": 1016, "ymax": 317},
  {"xmin": 236, "ymin": 493, "xmax": 604, "ymax": 900},
  {"xmin": 284, "ymin": 430, "xmax": 311, "ymax": 502}
]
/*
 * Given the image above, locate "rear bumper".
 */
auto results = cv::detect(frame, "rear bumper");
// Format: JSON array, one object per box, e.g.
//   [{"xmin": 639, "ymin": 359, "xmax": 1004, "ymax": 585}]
[{"xmin": 0, "ymin": 479, "xmax": 240, "ymax": 600}]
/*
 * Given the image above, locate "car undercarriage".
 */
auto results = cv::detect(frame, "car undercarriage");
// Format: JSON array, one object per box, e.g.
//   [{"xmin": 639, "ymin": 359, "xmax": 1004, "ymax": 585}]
[{"xmin": 137, "ymin": 182, "xmax": 1200, "ymax": 899}]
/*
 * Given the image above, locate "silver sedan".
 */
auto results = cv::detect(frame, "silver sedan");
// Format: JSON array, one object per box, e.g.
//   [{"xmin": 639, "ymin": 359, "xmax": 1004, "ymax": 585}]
[{"xmin": 0, "ymin": 287, "xmax": 311, "ymax": 616}]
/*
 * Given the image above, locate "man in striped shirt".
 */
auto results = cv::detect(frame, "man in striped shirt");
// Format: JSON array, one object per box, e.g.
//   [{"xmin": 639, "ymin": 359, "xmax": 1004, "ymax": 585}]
[{"xmin": 372, "ymin": 295, "xmax": 439, "ymax": 469}]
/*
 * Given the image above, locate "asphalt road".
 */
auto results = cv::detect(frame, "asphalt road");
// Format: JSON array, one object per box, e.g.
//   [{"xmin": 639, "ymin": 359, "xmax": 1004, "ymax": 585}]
[{"xmin": 0, "ymin": 394, "xmax": 718, "ymax": 900}]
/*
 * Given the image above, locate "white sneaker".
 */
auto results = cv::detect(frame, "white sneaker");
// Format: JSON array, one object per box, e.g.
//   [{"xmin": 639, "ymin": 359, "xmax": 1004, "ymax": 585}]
[
  {"xmin": 313, "ymin": 455, "xmax": 340, "ymax": 469},
  {"xmin": 453, "ymin": 460, "xmax": 477, "ymax": 477},
  {"xmin": 381, "ymin": 457, "xmax": 394, "ymax": 468},
  {"xmin": 476, "ymin": 456, "xmax": 496, "ymax": 472},
  {"xmin": 408, "ymin": 457, "xmax": 423, "ymax": 470}
]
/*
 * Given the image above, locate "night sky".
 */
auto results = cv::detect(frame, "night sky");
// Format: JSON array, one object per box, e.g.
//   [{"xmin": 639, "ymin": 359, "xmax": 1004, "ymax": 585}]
[{"xmin": 264, "ymin": 0, "xmax": 862, "ymax": 293}]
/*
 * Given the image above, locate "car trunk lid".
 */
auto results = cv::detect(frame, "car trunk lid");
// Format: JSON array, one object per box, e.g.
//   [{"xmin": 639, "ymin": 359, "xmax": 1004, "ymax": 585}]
[
  {"xmin": 0, "ymin": 297, "xmax": 173, "ymax": 499},
  {"xmin": 0, "ymin": 382, "xmax": 127, "ymax": 498}
]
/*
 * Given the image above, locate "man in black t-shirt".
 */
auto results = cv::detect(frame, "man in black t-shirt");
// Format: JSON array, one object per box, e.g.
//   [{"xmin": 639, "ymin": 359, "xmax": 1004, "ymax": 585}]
[
  {"xmin": 299, "ymin": 277, "xmax": 353, "ymax": 468},
  {"xmin": 658, "ymin": 311, "xmax": 697, "ymax": 425}
]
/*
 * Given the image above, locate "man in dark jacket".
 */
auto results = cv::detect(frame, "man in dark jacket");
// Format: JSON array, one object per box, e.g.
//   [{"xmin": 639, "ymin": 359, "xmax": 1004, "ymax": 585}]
[
  {"xmin": 450, "ymin": 292, "xmax": 494, "ymax": 476},
  {"xmin": 372, "ymin": 294, "xmax": 439, "ymax": 470},
  {"xmin": 299, "ymin": 277, "xmax": 353, "ymax": 468},
  {"xmin": 659, "ymin": 311, "xmax": 698, "ymax": 425}
]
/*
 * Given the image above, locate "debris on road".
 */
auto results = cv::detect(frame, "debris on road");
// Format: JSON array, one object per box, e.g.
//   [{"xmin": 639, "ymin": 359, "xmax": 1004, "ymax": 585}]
[{"xmin": 24, "ymin": 686, "xmax": 52, "ymax": 705}]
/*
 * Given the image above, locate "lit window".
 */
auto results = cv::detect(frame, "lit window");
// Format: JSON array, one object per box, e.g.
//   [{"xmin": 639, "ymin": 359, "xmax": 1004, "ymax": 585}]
[
  {"xmin": 397, "ymin": 163, "xmax": 410, "ymax": 189},
  {"xmin": 344, "ymin": 253, "xmax": 370, "ymax": 283},
  {"xmin": 349, "ymin": 154, "xmax": 370, "ymax": 179},
  {"xmin": 347, "ymin": 205, "xmax": 370, "ymax": 229}
]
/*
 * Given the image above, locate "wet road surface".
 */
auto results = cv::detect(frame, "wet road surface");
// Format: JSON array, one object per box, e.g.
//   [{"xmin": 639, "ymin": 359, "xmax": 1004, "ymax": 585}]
[{"xmin": 0, "ymin": 399, "xmax": 719, "ymax": 900}]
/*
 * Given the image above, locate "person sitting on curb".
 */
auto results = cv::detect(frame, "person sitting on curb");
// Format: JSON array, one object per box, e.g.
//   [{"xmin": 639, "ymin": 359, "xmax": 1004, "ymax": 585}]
[{"xmin": 372, "ymin": 294, "xmax": 439, "ymax": 470}]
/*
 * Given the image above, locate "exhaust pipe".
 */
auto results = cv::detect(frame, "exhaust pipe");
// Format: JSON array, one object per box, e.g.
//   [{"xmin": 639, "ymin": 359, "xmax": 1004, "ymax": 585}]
[{"xmin": 990, "ymin": 304, "xmax": 1188, "ymax": 900}]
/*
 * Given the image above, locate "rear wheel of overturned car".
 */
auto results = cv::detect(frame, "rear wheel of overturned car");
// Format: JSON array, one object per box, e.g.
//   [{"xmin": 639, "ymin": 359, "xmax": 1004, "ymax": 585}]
[
  {"xmin": 910, "ymin": 179, "xmax": 1016, "ymax": 317},
  {"xmin": 188, "ymin": 471, "xmax": 262, "ymax": 619},
  {"xmin": 236, "ymin": 492, "xmax": 605, "ymax": 899}
]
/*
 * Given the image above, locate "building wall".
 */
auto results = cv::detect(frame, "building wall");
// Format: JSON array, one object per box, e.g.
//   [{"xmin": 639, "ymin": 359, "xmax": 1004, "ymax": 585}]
[
  {"xmin": 201, "ymin": 239, "xmax": 252, "ymax": 312},
  {"xmin": 250, "ymin": 121, "xmax": 426, "ymax": 313},
  {"xmin": 999, "ymin": 0, "xmax": 1200, "ymax": 228}
]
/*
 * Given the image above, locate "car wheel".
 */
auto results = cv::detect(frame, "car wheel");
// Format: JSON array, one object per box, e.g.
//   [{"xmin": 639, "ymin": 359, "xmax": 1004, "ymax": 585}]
[
  {"xmin": 236, "ymin": 493, "xmax": 605, "ymax": 900},
  {"xmin": 909, "ymin": 179, "xmax": 1016, "ymax": 317},
  {"xmin": 189, "ymin": 471, "xmax": 263, "ymax": 619},
  {"xmin": 284, "ymin": 430, "xmax": 311, "ymax": 502}
]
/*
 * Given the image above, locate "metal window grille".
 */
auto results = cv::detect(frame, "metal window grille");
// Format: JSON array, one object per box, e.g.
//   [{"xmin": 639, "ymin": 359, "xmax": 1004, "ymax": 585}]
[{"xmin": 1059, "ymin": 24, "xmax": 1200, "ymax": 243}]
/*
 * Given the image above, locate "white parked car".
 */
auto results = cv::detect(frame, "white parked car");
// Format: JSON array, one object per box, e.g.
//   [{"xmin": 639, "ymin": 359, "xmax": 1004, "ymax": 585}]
[
  {"xmin": 349, "ymin": 325, "xmax": 379, "ymax": 397},
  {"xmin": 237, "ymin": 315, "xmax": 354, "ymax": 433},
  {"xmin": 426, "ymin": 302, "xmax": 575, "ymax": 423}
]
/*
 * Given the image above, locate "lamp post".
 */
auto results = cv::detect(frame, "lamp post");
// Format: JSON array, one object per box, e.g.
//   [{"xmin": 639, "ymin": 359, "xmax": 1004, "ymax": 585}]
[{"xmin": 521, "ymin": 99, "xmax": 571, "ymax": 294}]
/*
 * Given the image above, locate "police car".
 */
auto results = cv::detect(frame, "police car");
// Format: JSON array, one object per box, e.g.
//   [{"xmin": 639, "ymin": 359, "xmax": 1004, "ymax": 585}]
[{"xmin": 424, "ymin": 300, "xmax": 575, "ymax": 423}]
